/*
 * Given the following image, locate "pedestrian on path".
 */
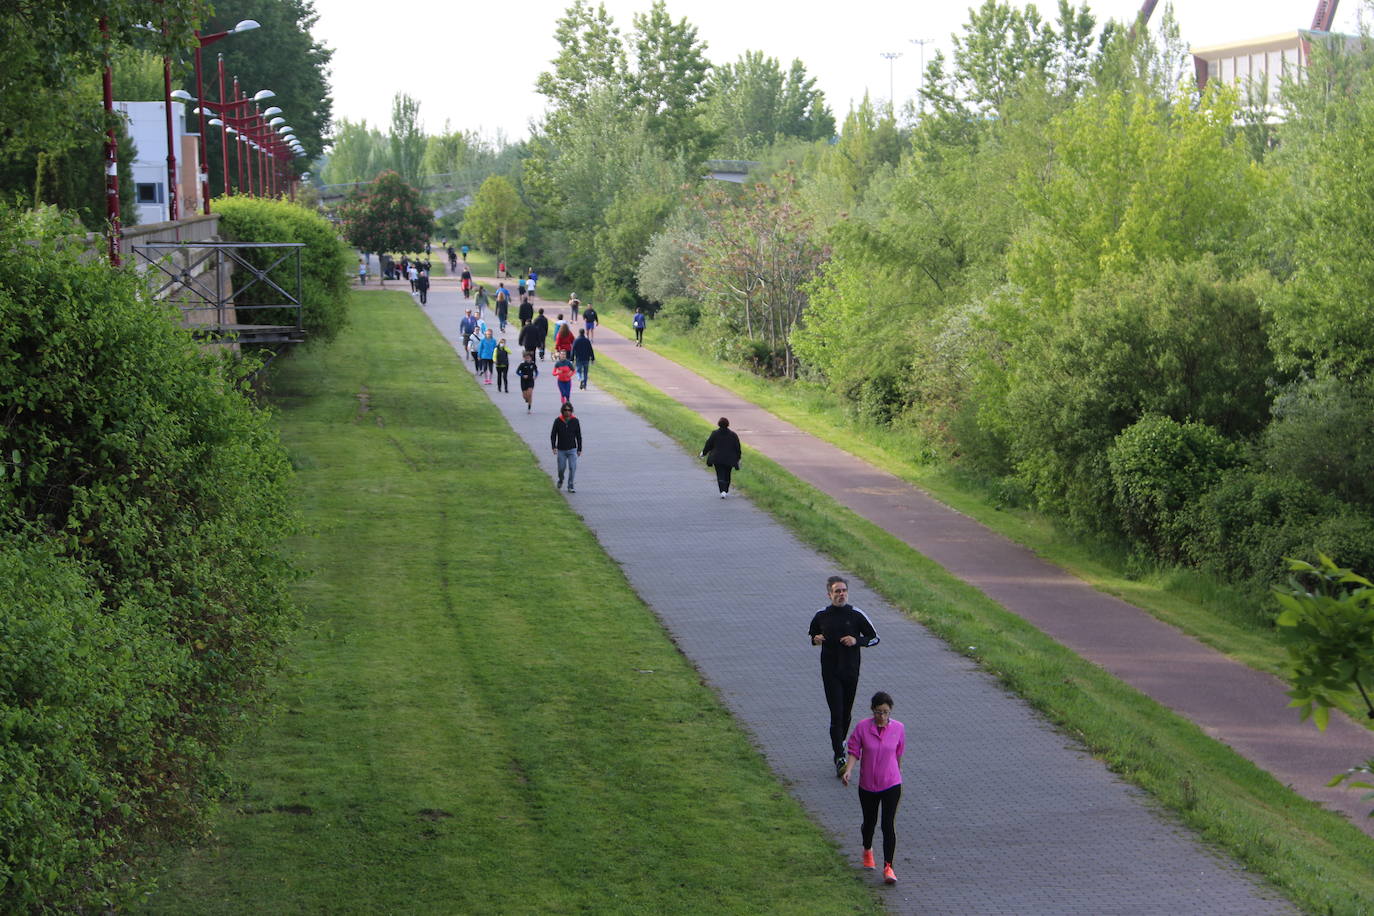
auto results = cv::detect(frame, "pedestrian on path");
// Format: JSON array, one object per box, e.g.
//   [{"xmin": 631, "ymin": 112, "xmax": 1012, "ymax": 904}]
[
  {"xmin": 552, "ymin": 353, "xmax": 576, "ymax": 403},
  {"xmin": 583, "ymin": 304, "xmax": 598, "ymax": 340},
  {"xmin": 572, "ymin": 329, "xmax": 594, "ymax": 389},
  {"xmin": 358, "ymin": 259, "xmax": 368, "ymax": 285},
  {"xmin": 554, "ymin": 316, "xmax": 575, "ymax": 355},
  {"xmin": 531, "ymin": 308, "xmax": 549, "ymax": 360},
  {"xmin": 808, "ymin": 576, "xmax": 880, "ymax": 777},
  {"xmin": 498, "ymin": 257, "xmax": 507, "ymax": 278},
  {"xmin": 416, "ymin": 269, "xmax": 430, "ymax": 305},
  {"xmin": 458, "ymin": 309, "xmax": 478, "ymax": 363},
  {"xmin": 461, "ymin": 268, "xmax": 473, "ymax": 301},
  {"xmin": 841, "ymin": 691, "xmax": 905, "ymax": 886},
  {"xmin": 408, "ymin": 262, "xmax": 419, "ymax": 293},
  {"xmin": 568, "ymin": 292, "xmax": 580, "ymax": 322},
  {"xmin": 516, "ymin": 351, "xmax": 539, "ymax": 412},
  {"xmin": 550, "ymin": 402, "xmax": 582, "ymax": 492},
  {"xmin": 518, "ymin": 276, "xmax": 527, "ymax": 298},
  {"xmin": 475, "ymin": 284, "xmax": 489, "ymax": 315},
  {"xmin": 528, "ymin": 268, "xmax": 538, "ymax": 296},
  {"xmin": 632, "ymin": 306, "xmax": 647, "ymax": 346},
  {"xmin": 495, "ymin": 284, "xmax": 511, "ymax": 331},
  {"xmin": 700, "ymin": 417, "xmax": 742, "ymax": 498},
  {"xmin": 478, "ymin": 329, "xmax": 497, "ymax": 384},
  {"xmin": 494, "ymin": 339, "xmax": 511, "ymax": 392},
  {"xmin": 461, "ymin": 243, "xmax": 470, "ymax": 261}
]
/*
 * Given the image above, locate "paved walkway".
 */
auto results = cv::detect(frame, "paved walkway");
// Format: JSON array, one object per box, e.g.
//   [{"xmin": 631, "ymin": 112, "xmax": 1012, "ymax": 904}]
[
  {"xmin": 418, "ymin": 275, "xmax": 1294, "ymax": 913},
  {"xmin": 589, "ymin": 312, "xmax": 1374, "ymax": 834}
]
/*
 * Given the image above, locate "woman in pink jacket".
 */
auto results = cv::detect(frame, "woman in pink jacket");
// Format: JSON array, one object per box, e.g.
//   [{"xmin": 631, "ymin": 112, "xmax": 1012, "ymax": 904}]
[{"xmin": 840, "ymin": 691, "xmax": 905, "ymax": 885}]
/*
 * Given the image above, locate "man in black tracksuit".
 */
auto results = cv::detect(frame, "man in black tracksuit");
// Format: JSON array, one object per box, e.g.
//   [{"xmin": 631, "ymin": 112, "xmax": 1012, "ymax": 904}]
[{"xmin": 808, "ymin": 575, "xmax": 880, "ymax": 777}]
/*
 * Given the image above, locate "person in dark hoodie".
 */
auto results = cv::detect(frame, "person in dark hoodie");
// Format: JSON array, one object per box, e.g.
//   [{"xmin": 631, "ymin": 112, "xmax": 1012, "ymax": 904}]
[
  {"xmin": 530, "ymin": 308, "xmax": 550, "ymax": 360},
  {"xmin": 571, "ymin": 329, "xmax": 595, "ymax": 389},
  {"xmin": 550, "ymin": 402, "xmax": 583, "ymax": 492},
  {"xmin": 699, "ymin": 416, "xmax": 741, "ymax": 498},
  {"xmin": 808, "ymin": 575, "xmax": 880, "ymax": 777}
]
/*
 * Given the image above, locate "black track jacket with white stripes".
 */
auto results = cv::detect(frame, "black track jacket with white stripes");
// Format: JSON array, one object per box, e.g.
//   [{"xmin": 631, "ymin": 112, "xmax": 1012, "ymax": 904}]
[{"xmin": 808, "ymin": 604, "xmax": 880, "ymax": 679}]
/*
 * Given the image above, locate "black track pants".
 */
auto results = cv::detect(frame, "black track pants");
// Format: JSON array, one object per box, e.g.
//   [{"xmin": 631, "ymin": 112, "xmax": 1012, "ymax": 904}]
[
  {"xmin": 859, "ymin": 783, "xmax": 902, "ymax": 864},
  {"xmin": 822, "ymin": 669, "xmax": 859, "ymax": 758}
]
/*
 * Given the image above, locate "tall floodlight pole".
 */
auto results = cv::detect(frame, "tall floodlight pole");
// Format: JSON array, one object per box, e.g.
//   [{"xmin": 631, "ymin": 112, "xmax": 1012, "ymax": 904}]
[
  {"xmin": 910, "ymin": 38, "xmax": 934, "ymax": 113},
  {"xmin": 880, "ymin": 52, "xmax": 902, "ymax": 116}
]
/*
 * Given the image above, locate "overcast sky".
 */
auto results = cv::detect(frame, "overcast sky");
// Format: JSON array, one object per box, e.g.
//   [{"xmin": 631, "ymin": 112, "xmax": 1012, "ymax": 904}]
[{"xmin": 310, "ymin": 0, "xmax": 1368, "ymax": 143}]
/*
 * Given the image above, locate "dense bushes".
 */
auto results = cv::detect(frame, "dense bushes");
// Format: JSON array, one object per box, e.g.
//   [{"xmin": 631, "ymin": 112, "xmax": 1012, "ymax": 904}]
[
  {"xmin": 0, "ymin": 205, "xmax": 298, "ymax": 910},
  {"xmin": 215, "ymin": 195, "xmax": 352, "ymax": 343}
]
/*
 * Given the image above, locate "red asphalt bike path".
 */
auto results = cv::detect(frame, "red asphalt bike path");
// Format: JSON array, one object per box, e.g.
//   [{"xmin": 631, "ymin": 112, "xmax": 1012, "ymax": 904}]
[{"xmin": 548, "ymin": 300, "xmax": 1374, "ymax": 836}]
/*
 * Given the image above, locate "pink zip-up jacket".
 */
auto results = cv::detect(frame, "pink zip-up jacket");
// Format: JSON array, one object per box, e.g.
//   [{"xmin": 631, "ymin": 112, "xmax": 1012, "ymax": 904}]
[{"xmin": 847, "ymin": 717, "xmax": 905, "ymax": 793}]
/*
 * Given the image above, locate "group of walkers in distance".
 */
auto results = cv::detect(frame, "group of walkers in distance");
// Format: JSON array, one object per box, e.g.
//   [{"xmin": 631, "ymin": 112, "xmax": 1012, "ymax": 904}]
[{"xmin": 380, "ymin": 244, "xmax": 898, "ymax": 882}]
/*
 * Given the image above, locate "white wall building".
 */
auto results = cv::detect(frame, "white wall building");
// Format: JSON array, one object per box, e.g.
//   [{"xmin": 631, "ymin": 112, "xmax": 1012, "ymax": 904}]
[
  {"xmin": 1191, "ymin": 30, "xmax": 1364, "ymax": 112},
  {"xmin": 115, "ymin": 100, "xmax": 201, "ymax": 225}
]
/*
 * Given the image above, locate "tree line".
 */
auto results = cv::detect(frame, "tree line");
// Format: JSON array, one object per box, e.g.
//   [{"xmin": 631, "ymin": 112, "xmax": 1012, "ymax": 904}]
[{"xmin": 476, "ymin": 0, "xmax": 1374, "ymax": 604}]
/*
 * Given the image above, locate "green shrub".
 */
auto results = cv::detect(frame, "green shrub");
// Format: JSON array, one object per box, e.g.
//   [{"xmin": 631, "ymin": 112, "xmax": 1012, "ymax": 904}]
[
  {"xmin": 1108, "ymin": 415, "xmax": 1239, "ymax": 558},
  {"xmin": 215, "ymin": 196, "xmax": 352, "ymax": 343},
  {"xmin": 0, "ymin": 534, "xmax": 154, "ymax": 910},
  {"xmin": 1180, "ymin": 468, "xmax": 1374, "ymax": 593},
  {"xmin": 1263, "ymin": 375, "xmax": 1374, "ymax": 512},
  {"xmin": 999, "ymin": 260, "xmax": 1274, "ymax": 533},
  {"xmin": 0, "ymin": 205, "xmax": 299, "ymax": 909}
]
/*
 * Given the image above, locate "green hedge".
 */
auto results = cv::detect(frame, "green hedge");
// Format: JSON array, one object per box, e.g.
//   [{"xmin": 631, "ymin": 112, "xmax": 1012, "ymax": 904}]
[
  {"xmin": 0, "ymin": 205, "xmax": 299, "ymax": 910},
  {"xmin": 214, "ymin": 196, "xmax": 352, "ymax": 343}
]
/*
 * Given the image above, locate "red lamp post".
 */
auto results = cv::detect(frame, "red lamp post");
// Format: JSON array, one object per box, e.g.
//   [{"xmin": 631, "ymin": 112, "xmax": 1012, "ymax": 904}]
[{"xmin": 184, "ymin": 19, "xmax": 259, "ymax": 214}]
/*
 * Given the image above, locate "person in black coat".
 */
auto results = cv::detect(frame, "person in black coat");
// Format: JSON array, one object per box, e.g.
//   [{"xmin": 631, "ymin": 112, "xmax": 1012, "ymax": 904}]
[
  {"xmin": 530, "ymin": 308, "xmax": 549, "ymax": 360},
  {"xmin": 518, "ymin": 296, "xmax": 534, "ymax": 326},
  {"xmin": 700, "ymin": 417, "xmax": 742, "ymax": 498}
]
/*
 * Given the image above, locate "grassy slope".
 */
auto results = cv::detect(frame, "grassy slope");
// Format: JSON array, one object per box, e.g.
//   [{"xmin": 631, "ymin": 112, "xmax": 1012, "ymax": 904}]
[
  {"xmin": 141, "ymin": 290, "xmax": 876, "ymax": 914},
  {"xmin": 590, "ymin": 353, "xmax": 1374, "ymax": 916}
]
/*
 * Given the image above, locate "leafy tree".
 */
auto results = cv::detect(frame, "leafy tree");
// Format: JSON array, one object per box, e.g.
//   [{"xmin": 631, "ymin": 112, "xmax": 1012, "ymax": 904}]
[
  {"xmin": 1264, "ymin": 36, "xmax": 1374, "ymax": 379},
  {"xmin": 0, "ymin": 0, "xmax": 203, "ymax": 167},
  {"xmin": 1276, "ymin": 555, "xmax": 1374, "ymax": 730},
  {"xmin": 1275, "ymin": 555, "xmax": 1374, "ymax": 815},
  {"xmin": 536, "ymin": 0, "xmax": 628, "ymax": 133},
  {"xmin": 997, "ymin": 260, "xmax": 1275, "ymax": 533},
  {"xmin": 689, "ymin": 176, "xmax": 826, "ymax": 376},
  {"xmin": 338, "ymin": 170, "xmax": 433, "ymax": 265},
  {"xmin": 813, "ymin": 94, "xmax": 902, "ymax": 208},
  {"xmin": 320, "ymin": 118, "xmax": 387, "ymax": 185},
  {"xmin": 628, "ymin": 1, "xmax": 712, "ymax": 158},
  {"xmin": 389, "ymin": 92, "xmax": 425, "ymax": 184},
  {"xmin": 1009, "ymin": 87, "xmax": 1263, "ymax": 313},
  {"xmin": 702, "ymin": 51, "xmax": 834, "ymax": 155},
  {"xmin": 460, "ymin": 175, "xmax": 531, "ymax": 261}
]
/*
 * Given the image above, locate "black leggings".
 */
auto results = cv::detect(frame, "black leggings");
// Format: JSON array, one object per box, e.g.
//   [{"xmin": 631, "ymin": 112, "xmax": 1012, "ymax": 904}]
[
  {"xmin": 859, "ymin": 783, "xmax": 902, "ymax": 865},
  {"xmin": 822, "ymin": 670, "xmax": 858, "ymax": 758},
  {"xmin": 496, "ymin": 366, "xmax": 509, "ymax": 391},
  {"xmin": 714, "ymin": 465, "xmax": 733, "ymax": 493}
]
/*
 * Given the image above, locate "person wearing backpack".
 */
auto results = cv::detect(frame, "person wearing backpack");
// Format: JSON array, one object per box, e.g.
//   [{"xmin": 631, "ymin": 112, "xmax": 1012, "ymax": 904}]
[{"xmin": 494, "ymin": 338, "xmax": 511, "ymax": 392}]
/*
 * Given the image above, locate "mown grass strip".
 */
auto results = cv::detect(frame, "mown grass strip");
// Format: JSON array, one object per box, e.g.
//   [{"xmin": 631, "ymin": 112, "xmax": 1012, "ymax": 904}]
[
  {"xmin": 594, "ymin": 310, "xmax": 1289, "ymax": 678},
  {"xmin": 141, "ymin": 289, "xmax": 878, "ymax": 915},
  {"xmin": 591, "ymin": 352, "xmax": 1374, "ymax": 916}
]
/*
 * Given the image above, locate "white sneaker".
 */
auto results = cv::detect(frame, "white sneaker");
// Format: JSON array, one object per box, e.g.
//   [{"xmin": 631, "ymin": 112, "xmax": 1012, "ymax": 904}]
[{"xmin": 720, "ymin": 491, "xmax": 727, "ymax": 499}]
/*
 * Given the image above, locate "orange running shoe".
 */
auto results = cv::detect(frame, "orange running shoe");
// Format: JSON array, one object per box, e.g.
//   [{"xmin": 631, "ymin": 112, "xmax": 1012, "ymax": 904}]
[
  {"xmin": 861, "ymin": 849, "xmax": 875, "ymax": 870},
  {"xmin": 883, "ymin": 863, "xmax": 897, "ymax": 885}
]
